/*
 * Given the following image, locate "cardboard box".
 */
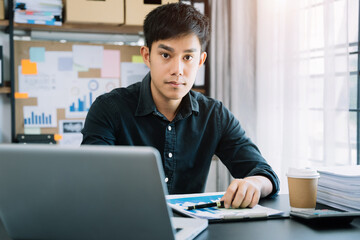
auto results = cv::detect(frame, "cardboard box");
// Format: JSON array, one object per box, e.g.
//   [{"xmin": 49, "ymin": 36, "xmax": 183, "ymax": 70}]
[
  {"xmin": 0, "ymin": 0, "xmax": 4, "ymax": 20},
  {"xmin": 125, "ymin": 0, "xmax": 179, "ymax": 26},
  {"xmin": 66, "ymin": 0, "xmax": 124, "ymax": 24}
]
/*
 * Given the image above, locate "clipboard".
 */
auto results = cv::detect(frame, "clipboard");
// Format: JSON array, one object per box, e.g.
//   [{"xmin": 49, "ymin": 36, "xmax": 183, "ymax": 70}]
[{"xmin": 166, "ymin": 192, "xmax": 289, "ymax": 223}]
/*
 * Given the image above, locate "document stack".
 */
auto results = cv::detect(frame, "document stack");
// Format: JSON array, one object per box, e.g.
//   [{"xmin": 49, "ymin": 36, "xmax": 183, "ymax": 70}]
[
  {"xmin": 14, "ymin": 0, "xmax": 63, "ymax": 26},
  {"xmin": 316, "ymin": 166, "xmax": 360, "ymax": 211}
]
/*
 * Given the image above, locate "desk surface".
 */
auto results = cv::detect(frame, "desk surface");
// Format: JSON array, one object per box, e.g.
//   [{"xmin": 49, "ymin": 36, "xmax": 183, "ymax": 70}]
[
  {"xmin": 194, "ymin": 194, "xmax": 360, "ymax": 240},
  {"xmin": 1, "ymin": 194, "xmax": 359, "ymax": 240}
]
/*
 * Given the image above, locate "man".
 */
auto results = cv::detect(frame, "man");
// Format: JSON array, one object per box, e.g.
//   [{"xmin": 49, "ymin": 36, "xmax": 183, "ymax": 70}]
[{"xmin": 82, "ymin": 3, "xmax": 279, "ymax": 209}]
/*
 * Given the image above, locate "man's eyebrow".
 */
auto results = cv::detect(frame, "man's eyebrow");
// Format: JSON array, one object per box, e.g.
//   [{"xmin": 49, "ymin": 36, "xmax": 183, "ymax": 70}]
[
  {"xmin": 184, "ymin": 48, "xmax": 198, "ymax": 53},
  {"xmin": 157, "ymin": 44, "xmax": 198, "ymax": 53},
  {"xmin": 158, "ymin": 44, "xmax": 175, "ymax": 52}
]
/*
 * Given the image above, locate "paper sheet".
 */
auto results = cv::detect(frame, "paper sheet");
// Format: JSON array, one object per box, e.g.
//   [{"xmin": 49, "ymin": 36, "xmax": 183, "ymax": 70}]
[
  {"xmin": 23, "ymin": 105, "xmax": 57, "ymax": 128},
  {"xmin": 167, "ymin": 192, "xmax": 284, "ymax": 221},
  {"xmin": 121, "ymin": 62, "xmax": 149, "ymax": 87},
  {"xmin": 101, "ymin": 50, "xmax": 120, "ymax": 78},
  {"xmin": 30, "ymin": 47, "xmax": 45, "ymax": 62},
  {"xmin": 21, "ymin": 59, "xmax": 38, "ymax": 75},
  {"xmin": 58, "ymin": 120, "xmax": 84, "ymax": 146},
  {"xmin": 194, "ymin": 65, "xmax": 205, "ymax": 86},
  {"xmin": 65, "ymin": 77, "xmax": 119, "ymax": 118},
  {"xmin": 73, "ymin": 45, "xmax": 103, "ymax": 69}
]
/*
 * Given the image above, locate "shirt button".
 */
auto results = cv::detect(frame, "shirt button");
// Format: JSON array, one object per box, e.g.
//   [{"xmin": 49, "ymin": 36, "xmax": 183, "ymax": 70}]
[
  {"xmin": 168, "ymin": 126, "xmax": 172, "ymax": 131},
  {"xmin": 168, "ymin": 152, "xmax": 173, "ymax": 158},
  {"xmin": 165, "ymin": 177, "xmax": 169, "ymax": 183}
]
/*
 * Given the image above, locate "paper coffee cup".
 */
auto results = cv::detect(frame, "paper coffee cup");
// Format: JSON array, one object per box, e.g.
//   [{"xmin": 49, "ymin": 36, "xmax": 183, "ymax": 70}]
[{"xmin": 286, "ymin": 168, "xmax": 320, "ymax": 211}]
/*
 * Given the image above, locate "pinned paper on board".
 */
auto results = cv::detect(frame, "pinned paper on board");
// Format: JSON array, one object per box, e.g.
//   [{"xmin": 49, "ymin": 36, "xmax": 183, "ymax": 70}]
[
  {"xmin": 121, "ymin": 62, "xmax": 149, "ymax": 87},
  {"xmin": 21, "ymin": 59, "xmax": 38, "ymax": 75},
  {"xmin": 58, "ymin": 120, "xmax": 84, "ymax": 146},
  {"xmin": 24, "ymin": 127, "xmax": 41, "ymax": 135},
  {"xmin": 14, "ymin": 92, "xmax": 29, "ymax": 99},
  {"xmin": 194, "ymin": 65, "xmax": 205, "ymax": 86},
  {"xmin": 73, "ymin": 45, "xmax": 103, "ymax": 69},
  {"xmin": 101, "ymin": 50, "xmax": 120, "ymax": 78},
  {"xmin": 29, "ymin": 47, "xmax": 45, "ymax": 62},
  {"xmin": 58, "ymin": 57, "xmax": 73, "ymax": 71},
  {"xmin": 132, "ymin": 55, "xmax": 144, "ymax": 63},
  {"xmin": 15, "ymin": 40, "xmax": 140, "ymax": 145},
  {"xmin": 23, "ymin": 105, "xmax": 57, "ymax": 128},
  {"xmin": 66, "ymin": 77, "xmax": 119, "ymax": 118}
]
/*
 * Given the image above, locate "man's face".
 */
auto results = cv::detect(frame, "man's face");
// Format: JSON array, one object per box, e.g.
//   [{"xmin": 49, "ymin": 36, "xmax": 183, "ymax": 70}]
[{"xmin": 141, "ymin": 34, "xmax": 207, "ymax": 103}]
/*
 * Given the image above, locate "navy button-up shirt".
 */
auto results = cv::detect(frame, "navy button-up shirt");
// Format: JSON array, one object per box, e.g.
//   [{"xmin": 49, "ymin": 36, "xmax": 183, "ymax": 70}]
[{"xmin": 81, "ymin": 73, "xmax": 280, "ymax": 195}]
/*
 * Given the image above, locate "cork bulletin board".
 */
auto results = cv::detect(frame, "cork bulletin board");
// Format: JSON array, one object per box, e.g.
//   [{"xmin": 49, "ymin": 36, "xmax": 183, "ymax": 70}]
[{"xmin": 14, "ymin": 40, "xmax": 145, "ymax": 144}]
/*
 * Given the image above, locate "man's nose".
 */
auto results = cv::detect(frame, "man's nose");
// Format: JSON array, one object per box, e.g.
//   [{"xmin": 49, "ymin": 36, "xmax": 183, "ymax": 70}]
[{"xmin": 171, "ymin": 57, "xmax": 184, "ymax": 76}]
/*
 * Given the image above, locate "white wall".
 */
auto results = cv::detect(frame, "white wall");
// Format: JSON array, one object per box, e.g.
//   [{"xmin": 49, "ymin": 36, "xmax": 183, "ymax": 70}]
[{"xmin": 0, "ymin": 31, "xmax": 11, "ymax": 143}]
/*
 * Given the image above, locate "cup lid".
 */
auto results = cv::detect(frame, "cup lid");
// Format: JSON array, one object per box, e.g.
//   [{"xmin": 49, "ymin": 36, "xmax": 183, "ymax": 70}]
[{"xmin": 286, "ymin": 168, "xmax": 320, "ymax": 179}]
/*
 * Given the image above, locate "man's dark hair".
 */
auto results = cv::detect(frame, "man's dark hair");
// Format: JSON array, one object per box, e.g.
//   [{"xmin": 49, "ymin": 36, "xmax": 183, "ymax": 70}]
[{"xmin": 143, "ymin": 3, "xmax": 210, "ymax": 52}]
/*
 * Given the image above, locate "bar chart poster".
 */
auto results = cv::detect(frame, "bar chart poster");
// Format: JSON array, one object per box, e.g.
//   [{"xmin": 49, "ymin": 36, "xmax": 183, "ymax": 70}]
[
  {"xmin": 66, "ymin": 77, "xmax": 119, "ymax": 118},
  {"xmin": 23, "ymin": 106, "xmax": 57, "ymax": 128}
]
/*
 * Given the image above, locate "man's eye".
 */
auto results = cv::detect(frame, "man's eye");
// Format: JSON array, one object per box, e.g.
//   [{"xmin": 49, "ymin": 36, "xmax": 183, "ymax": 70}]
[
  {"xmin": 184, "ymin": 55, "xmax": 193, "ymax": 61},
  {"xmin": 162, "ymin": 53, "xmax": 170, "ymax": 59}
]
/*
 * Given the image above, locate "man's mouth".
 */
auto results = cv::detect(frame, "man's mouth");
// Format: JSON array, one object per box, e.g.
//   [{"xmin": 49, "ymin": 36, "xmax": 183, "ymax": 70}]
[{"xmin": 166, "ymin": 81, "xmax": 185, "ymax": 86}]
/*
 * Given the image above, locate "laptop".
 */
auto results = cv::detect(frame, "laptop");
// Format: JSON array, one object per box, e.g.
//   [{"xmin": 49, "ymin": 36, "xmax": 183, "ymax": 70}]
[{"xmin": 0, "ymin": 144, "xmax": 207, "ymax": 240}]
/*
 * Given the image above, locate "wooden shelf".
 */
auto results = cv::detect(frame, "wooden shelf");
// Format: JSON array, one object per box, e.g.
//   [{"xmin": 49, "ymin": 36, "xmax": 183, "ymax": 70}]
[
  {"xmin": 0, "ymin": 19, "xmax": 9, "ymax": 30},
  {"xmin": 14, "ymin": 22, "xmax": 143, "ymax": 35},
  {"xmin": 0, "ymin": 86, "xmax": 11, "ymax": 94}
]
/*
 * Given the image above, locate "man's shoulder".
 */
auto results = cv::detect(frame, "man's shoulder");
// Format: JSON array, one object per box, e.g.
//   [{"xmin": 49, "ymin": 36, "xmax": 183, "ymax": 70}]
[{"xmin": 190, "ymin": 90, "xmax": 222, "ymax": 109}]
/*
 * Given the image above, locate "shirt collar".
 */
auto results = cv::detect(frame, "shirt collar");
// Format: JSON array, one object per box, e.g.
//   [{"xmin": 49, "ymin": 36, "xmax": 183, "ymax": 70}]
[
  {"xmin": 135, "ymin": 72, "xmax": 156, "ymax": 117},
  {"xmin": 135, "ymin": 72, "xmax": 200, "ymax": 117}
]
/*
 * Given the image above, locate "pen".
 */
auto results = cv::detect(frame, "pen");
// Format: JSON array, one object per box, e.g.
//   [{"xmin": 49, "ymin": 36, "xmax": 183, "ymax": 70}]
[{"xmin": 187, "ymin": 201, "xmax": 224, "ymax": 210}]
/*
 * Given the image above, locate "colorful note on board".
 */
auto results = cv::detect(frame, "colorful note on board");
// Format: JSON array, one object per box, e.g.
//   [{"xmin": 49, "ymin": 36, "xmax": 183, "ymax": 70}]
[
  {"xmin": 21, "ymin": 59, "xmax": 38, "ymax": 75},
  {"xmin": 29, "ymin": 47, "xmax": 45, "ymax": 62},
  {"xmin": 101, "ymin": 50, "xmax": 120, "ymax": 78}
]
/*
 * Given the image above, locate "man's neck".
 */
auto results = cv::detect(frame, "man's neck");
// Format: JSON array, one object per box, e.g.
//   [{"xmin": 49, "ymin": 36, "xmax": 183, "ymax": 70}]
[{"xmin": 153, "ymin": 97, "xmax": 182, "ymax": 122}]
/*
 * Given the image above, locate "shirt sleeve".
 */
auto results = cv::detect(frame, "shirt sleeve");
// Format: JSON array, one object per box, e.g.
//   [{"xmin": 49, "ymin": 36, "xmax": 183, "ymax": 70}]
[
  {"xmin": 81, "ymin": 95, "xmax": 118, "ymax": 145},
  {"xmin": 214, "ymin": 102, "xmax": 280, "ymax": 197}
]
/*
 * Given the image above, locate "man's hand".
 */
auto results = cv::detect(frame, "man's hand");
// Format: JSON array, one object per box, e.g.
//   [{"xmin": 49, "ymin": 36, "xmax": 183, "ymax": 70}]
[{"xmin": 220, "ymin": 176, "xmax": 273, "ymax": 209}]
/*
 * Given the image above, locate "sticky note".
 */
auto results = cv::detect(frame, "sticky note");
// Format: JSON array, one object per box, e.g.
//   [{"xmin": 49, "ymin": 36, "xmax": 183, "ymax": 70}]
[
  {"xmin": 21, "ymin": 59, "xmax": 37, "ymax": 75},
  {"xmin": 29, "ymin": 47, "xmax": 45, "ymax": 62},
  {"xmin": 58, "ymin": 57, "xmax": 73, "ymax": 71},
  {"xmin": 24, "ymin": 127, "xmax": 41, "ymax": 134},
  {"xmin": 132, "ymin": 55, "xmax": 144, "ymax": 63},
  {"xmin": 101, "ymin": 50, "xmax": 120, "ymax": 78},
  {"xmin": 54, "ymin": 134, "xmax": 63, "ymax": 141},
  {"xmin": 73, "ymin": 63, "xmax": 89, "ymax": 72},
  {"xmin": 14, "ymin": 92, "xmax": 29, "ymax": 99}
]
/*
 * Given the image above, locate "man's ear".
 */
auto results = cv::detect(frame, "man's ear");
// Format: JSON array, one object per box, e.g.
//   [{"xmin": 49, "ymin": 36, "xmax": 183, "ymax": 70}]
[
  {"xmin": 140, "ymin": 46, "xmax": 151, "ymax": 68},
  {"xmin": 199, "ymin": 52, "xmax": 207, "ymax": 67}
]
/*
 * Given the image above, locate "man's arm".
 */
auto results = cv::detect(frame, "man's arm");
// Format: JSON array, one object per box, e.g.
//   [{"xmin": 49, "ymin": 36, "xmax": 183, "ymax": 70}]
[{"xmin": 214, "ymin": 102, "xmax": 280, "ymax": 208}]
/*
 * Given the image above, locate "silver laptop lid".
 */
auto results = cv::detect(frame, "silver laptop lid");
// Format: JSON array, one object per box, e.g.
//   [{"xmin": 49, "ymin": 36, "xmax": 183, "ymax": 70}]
[{"xmin": 0, "ymin": 144, "xmax": 176, "ymax": 240}]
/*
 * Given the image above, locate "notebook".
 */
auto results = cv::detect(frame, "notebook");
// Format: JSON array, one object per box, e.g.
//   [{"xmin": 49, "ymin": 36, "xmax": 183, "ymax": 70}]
[{"xmin": 0, "ymin": 144, "xmax": 207, "ymax": 240}]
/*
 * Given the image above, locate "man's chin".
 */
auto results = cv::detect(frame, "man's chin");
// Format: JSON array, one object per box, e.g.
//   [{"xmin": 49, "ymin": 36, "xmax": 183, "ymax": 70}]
[{"xmin": 166, "ymin": 92, "xmax": 188, "ymax": 101}]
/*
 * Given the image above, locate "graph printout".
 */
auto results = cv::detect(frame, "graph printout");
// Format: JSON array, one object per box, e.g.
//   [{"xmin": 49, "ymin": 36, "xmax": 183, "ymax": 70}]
[
  {"xmin": 66, "ymin": 77, "xmax": 119, "ymax": 118},
  {"xmin": 167, "ymin": 192, "xmax": 284, "ymax": 221},
  {"xmin": 23, "ymin": 106, "xmax": 57, "ymax": 128}
]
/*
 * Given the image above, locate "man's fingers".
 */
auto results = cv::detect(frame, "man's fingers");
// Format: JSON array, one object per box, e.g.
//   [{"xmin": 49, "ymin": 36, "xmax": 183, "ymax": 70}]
[
  {"xmin": 239, "ymin": 187, "xmax": 255, "ymax": 208},
  {"xmin": 248, "ymin": 190, "xmax": 261, "ymax": 208},
  {"xmin": 221, "ymin": 180, "xmax": 240, "ymax": 208},
  {"xmin": 231, "ymin": 182, "xmax": 247, "ymax": 208},
  {"xmin": 221, "ymin": 179, "xmax": 262, "ymax": 209}
]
